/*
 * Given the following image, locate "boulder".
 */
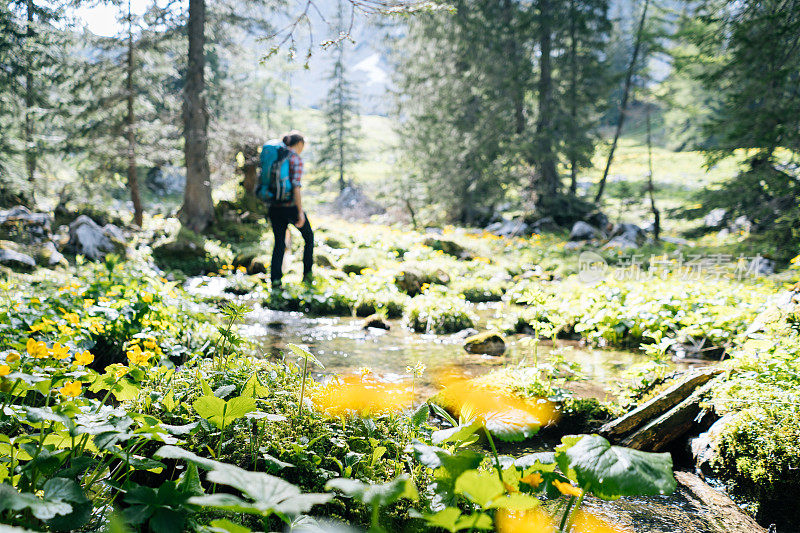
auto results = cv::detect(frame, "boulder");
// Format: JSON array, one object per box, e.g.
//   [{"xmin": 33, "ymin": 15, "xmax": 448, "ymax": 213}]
[
  {"xmin": 585, "ymin": 211, "xmax": 610, "ymax": 231},
  {"xmin": 68, "ymin": 215, "xmax": 126, "ymax": 260},
  {"xmin": 463, "ymin": 331, "xmax": 506, "ymax": 356},
  {"xmin": 691, "ymin": 412, "xmax": 740, "ymax": 477},
  {"xmin": 314, "ymin": 254, "xmax": 334, "ymax": 268},
  {"xmin": 486, "ymin": 218, "xmax": 529, "ymax": 237},
  {"xmin": 602, "ymin": 235, "xmax": 639, "ymax": 251},
  {"xmin": 0, "ymin": 205, "xmax": 52, "ymax": 245},
  {"xmin": 703, "ymin": 208, "xmax": 728, "ymax": 228},
  {"xmin": 610, "ymin": 222, "xmax": 646, "ymax": 245},
  {"xmin": 0, "ymin": 247, "xmax": 36, "ymax": 270},
  {"xmin": 34, "ymin": 241, "xmax": 68, "ymax": 268},
  {"xmin": 569, "ymin": 221, "xmax": 599, "ymax": 241},
  {"xmin": 529, "ymin": 216, "xmax": 556, "ymax": 234},
  {"xmin": 423, "ymin": 237, "xmax": 472, "ymax": 259},
  {"xmin": 248, "ymin": 255, "xmax": 269, "ymax": 275},
  {"xmin": 363, "ymin": 314, "xmax": 390, "ymax": 330},
  {"xmin": 661, "ymin": 235, "xmax": 692, "ymax": 246},
  {"xmin": 451, "ymin": 327, "xmax": 479, "ymax": 341},
  {"xmin": 332, "ymin": 186, "xmax": 385, "ymax": 218},
  {"xmin": 395, "ymin": 269, "xmax": 423, "ymax": 296}
]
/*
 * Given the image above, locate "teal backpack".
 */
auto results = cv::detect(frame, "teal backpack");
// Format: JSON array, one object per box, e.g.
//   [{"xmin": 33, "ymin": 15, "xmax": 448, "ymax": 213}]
[{"xmin": 256, "ymin": 140, "xmax": 293, "ymax": 204}]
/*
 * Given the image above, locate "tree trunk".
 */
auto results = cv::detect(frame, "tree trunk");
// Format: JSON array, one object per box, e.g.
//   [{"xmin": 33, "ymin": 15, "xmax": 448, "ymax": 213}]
[
  {"xmin": 532, "ymin": 0, "xmax": 559, "ymax": 197},
  {"xmin": 179, "ymin": 0, "xmax": 214, "ymax": 233},
  {"xmin": 568, "ymin": 0, "xmax": 578, "ymax": 195},
  {"xmin": 646, "ymin": 103, "xmax": 660, "ymax": 240},
  {"xmin": 503, "ymin": 0, "xmax": 526, "ymax": 135},
  {"xmin": 126, "ymin": 0, "xmax": 143, "ymax": 227},
  {"xmin": 594, "ymin": 0, "xmax": 650, "ymax": 204},
  {"xmin": 24, "ymin": 0, "xmax": 36, "ymax": 192}
]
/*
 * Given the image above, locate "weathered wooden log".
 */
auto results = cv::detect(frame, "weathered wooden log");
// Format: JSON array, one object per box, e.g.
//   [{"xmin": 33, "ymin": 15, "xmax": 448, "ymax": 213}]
[
  {"xmin": 674, "ymin": 471, "xmax": 766, "ymax": 533},
  {"xmin": 620, "ymin": 382, "xmax": 713, "ymax": 451},
  {"xmin": 600, "ymin": 368, "xmax": 721, "ymax": 440}
]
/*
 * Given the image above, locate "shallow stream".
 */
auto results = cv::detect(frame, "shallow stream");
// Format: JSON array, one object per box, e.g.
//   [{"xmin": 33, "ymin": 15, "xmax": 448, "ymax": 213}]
[{"xmin": 186, "ymin": 277, "xmax": 759, "ymax": 533}]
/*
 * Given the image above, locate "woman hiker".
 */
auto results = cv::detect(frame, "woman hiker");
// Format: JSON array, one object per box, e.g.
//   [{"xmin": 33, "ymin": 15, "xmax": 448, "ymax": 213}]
[{"xmin": 267, "ymin": 131, "xmax": 314, "ymax": 289}]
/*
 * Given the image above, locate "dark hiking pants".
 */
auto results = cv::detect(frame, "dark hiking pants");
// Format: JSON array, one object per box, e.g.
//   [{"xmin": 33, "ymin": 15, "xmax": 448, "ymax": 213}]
[{"xmin": 268, "ymin": 205, "xmax": 313, "ymax": 285}]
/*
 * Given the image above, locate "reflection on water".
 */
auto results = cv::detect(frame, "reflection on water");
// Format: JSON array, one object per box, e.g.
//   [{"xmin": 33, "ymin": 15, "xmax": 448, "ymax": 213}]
[{"xmin": 242, "ymin": 305, "xmax": 656, "ymax": 397}]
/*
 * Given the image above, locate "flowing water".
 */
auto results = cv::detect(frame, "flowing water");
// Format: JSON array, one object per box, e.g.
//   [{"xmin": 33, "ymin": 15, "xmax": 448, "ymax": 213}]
[{"xmin": 187, "ymin": 277, "xmax": 761, "ymax": 533}]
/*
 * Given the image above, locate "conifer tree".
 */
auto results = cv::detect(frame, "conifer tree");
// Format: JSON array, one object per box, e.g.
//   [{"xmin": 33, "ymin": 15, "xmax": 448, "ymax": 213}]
[{"xmin": 317, "ymin": 0, "xmax": 362, "ymax": 192}]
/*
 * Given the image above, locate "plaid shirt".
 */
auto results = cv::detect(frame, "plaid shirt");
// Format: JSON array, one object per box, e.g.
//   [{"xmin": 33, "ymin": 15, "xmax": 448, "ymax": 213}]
[{"xmin": 287, "ymin": 150, "xmax": 303, "ymax": 188}]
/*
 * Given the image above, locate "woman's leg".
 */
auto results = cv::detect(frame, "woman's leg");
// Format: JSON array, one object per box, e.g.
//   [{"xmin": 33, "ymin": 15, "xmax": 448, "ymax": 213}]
[
  {"xmin": 269, "ymin": 207, "xmax": 289, "ymax": 286},
  {"xmin": 297, "ymin": 213, "xmax": 314, "ymax": 279}
]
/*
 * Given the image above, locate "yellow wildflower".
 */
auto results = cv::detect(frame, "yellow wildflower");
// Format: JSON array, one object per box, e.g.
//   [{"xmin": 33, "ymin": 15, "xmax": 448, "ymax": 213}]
[
  {"xmin": 83, "ymin": 299, "xmax": 95, "ymax": 308},
  {"xmin": 75, "ymin": 350, "xmax": 94, "ymax": 366},
  {"xmin": 28, "ymin": 323, "xmax": 46, "ymax": 333},
  {"xmin": 126, "ymin": 345, "xmax": 151, "ymax": 366},
  {"xmin": 63, "ymin": 313, "xmax": 80, "ymax": 325},
  {"xmin": 142, "ymin": 293, "xmax": 153, "ymax": 304},
  {"xmin": 58, "ymin": 324, "xmax": 74, "ymax": 336},
  {"xmin": 51, "ymin": 343, "xmax": 70, "ymax": 360},
  {"xmin": 552, "ymin": 479, "xmax": 582, "ymax": 498},
  {"xmin": 6, "ymin": 352, "xmax": 20, "ymax": 363},
  {"xmin": 143, "ymin": 339, "xmax": 157, "ymax": 350},
  {"xmin": 59, "ymin": 380, "xmax": 82, "ymax": 397},
  {"xmin": 520, "ymin": 472, "xmax": 543, "ymax": 488},
  {"xmin": 30, "ymin": 297, "xmax": 40, "ymax": 304},
  {"xmin": 27, "ymin": 339, "xmax": 48, "ymax": 359},
  {"xmin": 106, "ymin": 364, "xmax": 129, "ymax": 379},
  {"xmin": 0, "ymin": 365, "xmax": 10, "ymax": 377}
]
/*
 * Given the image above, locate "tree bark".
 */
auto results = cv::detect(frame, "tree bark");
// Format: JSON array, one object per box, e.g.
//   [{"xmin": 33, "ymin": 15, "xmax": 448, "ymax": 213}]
[
  {"xmin": 126, "ymin": 0, "xmax": 143, "ymax": 227},
  {"xmin": 532, "ymin": 0, "xmax": 559, "ymax": 197},
  {"xmin": 25, "ymin": 0, "xmax": 36, "ymax": 192},
  {"xmin": 568, "ymin": 0, "xmax": 578, "ymax": 195},
  {"xmin": 179, "ymin": 0, "xmax": 214, "ymax": 233},
  {"xmin": 594, "ymin": 0, "xmax": 650, "ymax": 204}
]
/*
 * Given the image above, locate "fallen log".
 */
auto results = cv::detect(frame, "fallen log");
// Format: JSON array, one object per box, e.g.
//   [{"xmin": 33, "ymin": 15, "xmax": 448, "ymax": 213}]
[
  {"xmin": 674, "ymin": 471, "xmax": 766, "ymax": 533},
  {"xmin": 620, "ymin": 382, "xmax": 713, "ymax": 451},
  {"xmin": 600, "ymin": 368, "xmax": 721, "ymax": 440}
]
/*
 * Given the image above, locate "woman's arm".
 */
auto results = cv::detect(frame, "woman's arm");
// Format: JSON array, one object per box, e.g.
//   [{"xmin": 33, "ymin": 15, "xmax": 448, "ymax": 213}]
[{"xmin": 294, "ymin": 187, "xmax": 305, "ymax": 228}]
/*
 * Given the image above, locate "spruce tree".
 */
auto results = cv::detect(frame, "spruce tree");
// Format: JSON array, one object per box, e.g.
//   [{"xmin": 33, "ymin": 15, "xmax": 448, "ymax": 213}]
[{"xmin": 317, "ymin": 0, "xmax": 361, "ymax": 193}]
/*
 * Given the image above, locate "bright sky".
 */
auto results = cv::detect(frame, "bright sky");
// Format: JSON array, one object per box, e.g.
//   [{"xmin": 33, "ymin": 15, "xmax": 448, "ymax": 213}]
[{"xmin": 72, "ymin": 0, "xmax": 161, "ymax": 37}]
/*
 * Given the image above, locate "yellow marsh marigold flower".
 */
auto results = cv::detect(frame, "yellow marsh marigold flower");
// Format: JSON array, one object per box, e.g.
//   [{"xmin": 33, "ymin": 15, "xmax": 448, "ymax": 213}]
[
  {"xmin": 572, "ymin": 511, "xmax": 631, "ymax": 533},
  {"xmin": 6, "ymin": 352, "xmax": 20, "ymax": 363},
  {"xmin": 496, "ymin": 509, "xmax": 555, "ymax": 533},
  {"xmin": 75, "ymin": 350, "xmax": 94, "ymax": 366},
  {"xmin": 126, "ymin": 345, "xmax": 151, "ymax": 366},
  {"xmin": 312, "ymin": 375, "xmax": 412, "ymax": 416},
  {"xmin": 27, "ymin": 339, "xmax": 48, "ymax": 359},
  {"xmin": 142, "ymin": 293, "xmax": 153, "ymax": 304},
  {"xmin": 59, "ymin": 380, "xmax": 82, "ymax": 397},
  {"xmin": 28, "ymin": 322, "xmax": 46, "ymax": 333},
  {"xmin": 51, "ymin": 343, "xmax": 70, "ymax": 360},
  {"xmin": 58, "ymin": 325, "xmax": 74, "ymax": 336},
  {"xmin": 63, "ymin": 312, "xmax": 80, "ymax": 325},
  {"xmin": 552, "ymin": 479, "xmax": 582, "ymax": 498},
  {"xmin": 0, "ymin": 365, "xmax": 10, "ymax": 377},
  {"xmin": 143, "ymin": 339, "xmax": 157, "ymax": 350},
  {"xmin": 30, "ymin": 297, "xmax": 41, "ymax": 304},
  {"xmin": 520, "ymin": 472, "xmax": 543, "ymax": 488}
]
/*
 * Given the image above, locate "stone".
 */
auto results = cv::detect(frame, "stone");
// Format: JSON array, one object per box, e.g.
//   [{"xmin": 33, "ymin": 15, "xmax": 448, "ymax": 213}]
[
  {"xmin": 610, "ymin": 222, "xmax": 646, "ymax": 245},
  {"xmin": 463, "ymin": 331, "xmax": 506, "ymax": 356},
  {"xmin": 601, "ymin": 235, "xmax": 639, "ymax": 250},
  {"xmin": 661, "ymin": 235, "xmax": 692, "ymax": 246},
  {"xmin": 451, "ymin": 327, "xmax": 479, "ymax": 341},
  {"xmin": 729, "ymin": 215, "xmax": 752, "ymax": 233},
  {"xmin": 0, "ymin": 205, "xmax": 52, "ymax": 245},
  {"xmin": 0, "ymin": 247, "xmax": 36, "ymax": 270},
  {"xmin": 423, "ymin": 237, "xmax": 472, "ymax": 259},
  {"xmin": 703, "ymin": 208, "xmax": 727, "ymax": 228},
  {"xmin": 486, "ymin": 218, "xmax": 529, "ymax": 237},
  {"xmin": 314, "ymin": 254, "xmax": 333, "ymax": 268},
  {"xmin": 68, "ymin": 215, "xmax": 126, "ymax": 260},
  {"xmin": 395, "ymin": 269, "xmax": 423, "ymax": 296},
  {"xmin": 332, "ymin": 186, "xmax": 385, "ymax": 218},
  {"xmin": 569, "ymin": 221, "xmax": 599, "ymax": 241},
  {"xmin": 691, "ymin": 412, "xmax": 740, "ymax": 477},
  {"xmin": 529, "ymin": 216, "xmax": 556, "ymax": 234},
  {"xmin": 34, "ymin": 241, "xmax": 68, "ymax": 268},
  {"xmin": 585, "ymin": 211, "xmax": 610, "ymax": 231},
  {"xmin": 363, "ymin": 314, "xmax": 390, "ymax": 330},
  {"xmin": 249, "ymin": 255, "xmax": 270, "ymax": 275}
]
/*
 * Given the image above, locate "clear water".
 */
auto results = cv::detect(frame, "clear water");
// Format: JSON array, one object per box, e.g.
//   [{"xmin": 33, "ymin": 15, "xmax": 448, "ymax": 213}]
[{"xmin": 186, "ymin": 279, "xmax": 758, "ymax": 533}]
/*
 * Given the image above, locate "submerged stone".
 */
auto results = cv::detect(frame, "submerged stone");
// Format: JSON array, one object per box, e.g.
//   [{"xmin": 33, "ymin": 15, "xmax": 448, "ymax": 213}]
[{"xmin": 464, "ymin": 331, "xmax": 506, "ymax": 356}]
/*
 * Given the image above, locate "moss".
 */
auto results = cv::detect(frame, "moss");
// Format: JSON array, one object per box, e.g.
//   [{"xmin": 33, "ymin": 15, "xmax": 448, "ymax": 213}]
[
  {"xmin": 404, "ymin": 295, "xmax": 475, "ymax": 334},
  {"xmin": 152, "ymin": 228, "xmax": 224, "ymax": 276}
]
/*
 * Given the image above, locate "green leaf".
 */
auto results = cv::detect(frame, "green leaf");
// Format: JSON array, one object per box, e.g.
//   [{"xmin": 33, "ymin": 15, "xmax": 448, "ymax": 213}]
[
  {"xmin": 482, "ymin": 408, "xmax": 542, "ymax": 442},
  {"xmin": 485, "ymin": 492, "xmax": 540, "ymax": 511},
  {"xmin": 410, "ymin": 403, "xmax": 429, "ymax": 426},
  {"xmin": 454, "ymin": 470, "xmax": 504, "ymax": 508},
  {"xmin": 154, "ymin": 445, "xmax": 229, "ymax": 470},
  {"xmin": 206, "ymin": 518, "xmax": 252, "ymax": 533},
  {"xmin": 287, "ymin": 343, "xmax": 324, "ymax": 369},
  {"xmin": 201, "ymin": 462, "xmax": 332, "ymax": 516},
  {"xmin": 163, "ymin": 389, "xmax": 176, "ymax": 412},
  {"xmin": 432, "ymin": 421, "xmax": 481, "ymax": 445},
  {"xmin": 0, "ymin": 484, "xmax": 73, "ymax": 521},
  {"xmin": 326, "ymin": 475, "xmax": 418, "ymax": 507},
  {"xmin": 192, "ymin": 395, "xmax": 256, "ymax": 429},
  {"xmin": 371, "ymin": 446, "xmax": 387, "ymax": 467},
  {"xmin": 555, "ymin": 434, "xmax": 677, "ymax": 500},
  {"xmin": 424, "ymin": 508, "xmax": 493, "ymax": 532},
  {"xmin": 241, "ymin": 374, "xmax": 270, "ymax": 398}
]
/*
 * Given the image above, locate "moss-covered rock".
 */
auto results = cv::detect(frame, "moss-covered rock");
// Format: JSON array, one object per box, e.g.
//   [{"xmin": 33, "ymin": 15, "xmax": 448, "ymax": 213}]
[
  {"xmin": 363, "ymin": 314, "xmax": 390, "ymax": 330},
  {"xmin": 152, "ymin": 229, "xmax": 222, "ymax": 276},
  {"xmin": 395, "ymin": 269, "xmax": 423, "ymax": 296},
  {"xmin": 423, "ymin": 237, "xmax": 473, "ymax": 259},
  {"xmin": 463, "ymin": 331, "xmax": 506, "ymax": 356}
]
